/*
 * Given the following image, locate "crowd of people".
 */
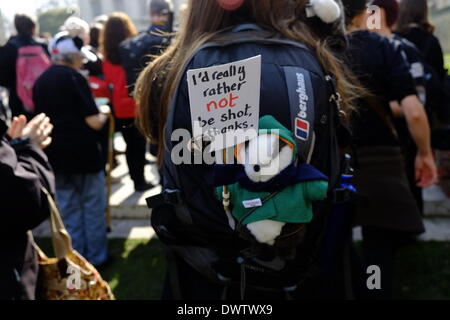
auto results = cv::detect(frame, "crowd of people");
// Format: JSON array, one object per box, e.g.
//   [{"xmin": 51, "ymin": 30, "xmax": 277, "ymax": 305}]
[
  {"xmin": 0, "ymin": 0, "xmax": 171, "ymax": 300},
  {"xmin": 0, "ymin": 0, "xmax": 449, "ymax": 301}
]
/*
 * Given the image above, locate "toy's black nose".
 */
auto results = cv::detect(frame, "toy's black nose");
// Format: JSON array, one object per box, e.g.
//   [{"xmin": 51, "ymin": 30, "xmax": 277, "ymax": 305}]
[{"xmin": 254, "ymin": 165, "xmax": 261, "ymax": 172}]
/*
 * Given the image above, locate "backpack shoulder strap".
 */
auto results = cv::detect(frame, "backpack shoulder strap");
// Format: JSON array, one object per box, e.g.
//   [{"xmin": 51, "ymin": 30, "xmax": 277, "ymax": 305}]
[{"xmin": 8, "ymin": 38, "xmax": 22, "ymax": 49}]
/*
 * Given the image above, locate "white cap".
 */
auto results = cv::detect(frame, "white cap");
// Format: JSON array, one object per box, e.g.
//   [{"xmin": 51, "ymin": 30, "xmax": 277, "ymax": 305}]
[{"xmin": 50, "ymin": 31, "xmax": 97, "ymax": 62}]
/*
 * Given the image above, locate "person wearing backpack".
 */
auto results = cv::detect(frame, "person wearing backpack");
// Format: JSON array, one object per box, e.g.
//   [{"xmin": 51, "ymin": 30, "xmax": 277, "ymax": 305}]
[
  {"xmin": 343, "ymin": 0, "xmax": 438, "ymax": 299},
  {"xmin": 0, "ymin": 14, "xmax": 50, "ymax": 120},
  {"xmin": 135, "ymin": 0, "xmax": 365, "ymax": 300}
]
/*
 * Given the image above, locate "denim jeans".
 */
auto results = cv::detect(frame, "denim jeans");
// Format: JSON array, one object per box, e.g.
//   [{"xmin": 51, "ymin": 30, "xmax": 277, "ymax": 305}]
[{"xmin": 55, "ymin": 171, "xmax": 108, "ymax": 266}]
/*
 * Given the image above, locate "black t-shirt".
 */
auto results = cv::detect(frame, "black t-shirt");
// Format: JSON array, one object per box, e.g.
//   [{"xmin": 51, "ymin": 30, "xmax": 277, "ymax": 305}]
[
  {"xmin": 345, "ymin": 31, "xmax": 417, "ymax": 147},
  {"xmin": 33, "ymin": 65, "xmax": 103, "ymax": 174}
]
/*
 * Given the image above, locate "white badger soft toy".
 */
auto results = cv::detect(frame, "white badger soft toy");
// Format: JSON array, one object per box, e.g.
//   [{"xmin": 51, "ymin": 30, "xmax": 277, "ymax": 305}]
[{"xmin": 215, "ymin": 116, "xmax": 329, "ymax": 248}]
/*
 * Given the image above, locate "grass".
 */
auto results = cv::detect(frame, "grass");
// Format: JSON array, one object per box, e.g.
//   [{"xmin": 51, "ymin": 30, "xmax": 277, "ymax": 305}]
[
  {"xmin": 35, "ymin": 239, "xmax": 450, "ymax": 300},
  {"xmin": 445, "ymin": 54, "xmax": 450, "ymax": 75},
  {"xmin": 395, "ymin": 242, "xmax": 450, "ymax": 300}
]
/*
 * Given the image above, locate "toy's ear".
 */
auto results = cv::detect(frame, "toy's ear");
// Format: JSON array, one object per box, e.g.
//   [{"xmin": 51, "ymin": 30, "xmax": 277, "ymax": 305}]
[{"xmin": 279, "ymin": 144, "xmax": 295, "ymax": 170}]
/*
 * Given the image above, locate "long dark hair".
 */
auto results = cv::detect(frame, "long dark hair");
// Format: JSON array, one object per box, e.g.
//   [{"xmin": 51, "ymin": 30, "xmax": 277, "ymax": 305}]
[
  {"xmin": 100, "ymin": 12, "xmax": 137, "ymax": 64},
  {"xmin": 135, "ymin": 0, "xmax": 365, "ymax": 163},
  {"xmin": 395, "ymin": 0, "xmax": 435, "ymax": 34},
  {"xmin": 343, "ymin": 0, "xmax": 368, "ymax": 26}
]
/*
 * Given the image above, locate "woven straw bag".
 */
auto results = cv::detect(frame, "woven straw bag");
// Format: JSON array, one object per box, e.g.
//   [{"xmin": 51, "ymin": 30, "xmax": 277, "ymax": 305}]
[{"xmin": 32, "ymin": 188, "xmax": 115, "ymax": 300}]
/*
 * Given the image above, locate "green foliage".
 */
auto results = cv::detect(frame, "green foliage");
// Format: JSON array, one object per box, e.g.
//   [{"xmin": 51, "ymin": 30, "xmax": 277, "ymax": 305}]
[
  {"xmin": 445, "ymin": 54, "xmax": 450, "ymax": 74},
  {"xmin": 37, "ymin": 8, "xmax": 74, "ymax": 36},
  {"xmin": 101, "ymin": 239, "xmax": 167, "ymax": 300}
]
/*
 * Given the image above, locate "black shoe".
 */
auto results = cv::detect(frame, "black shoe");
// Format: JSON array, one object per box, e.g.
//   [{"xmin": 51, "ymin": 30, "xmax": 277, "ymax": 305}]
[{"xmin": 134, "ymin": 181, "xmax": 155, "ymax": 192}]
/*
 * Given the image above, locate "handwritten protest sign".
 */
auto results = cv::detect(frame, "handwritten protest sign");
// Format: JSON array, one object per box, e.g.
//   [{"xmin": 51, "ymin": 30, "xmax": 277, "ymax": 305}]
[{"xmin": 187, "ymin": 55, "xmax": 261, "ymax": 151}]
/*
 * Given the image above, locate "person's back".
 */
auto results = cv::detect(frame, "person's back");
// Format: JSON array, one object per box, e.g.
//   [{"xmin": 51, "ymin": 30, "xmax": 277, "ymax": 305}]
[
  {"xmin": 119, "ymin": 0, "xmax": 172, "ymax": 93},
  {"xmin": 102, "ymin": 12, "xmax": 154, "ymax": 192},
  {"xmin": 398, "ymin": 26, "xmax": 446, "ymax": 80},
  {"xmin": 172, "ymin": 43, "xmax": 341, "ymax": 234},
  {"xmin": 343, "ymin": 0, "xmax": 437, "ymax": 299},
  {"xmin": 33, "ymin": 65, "xmax": 103, "ymax": 174},
  {"xmin": 396, "ymin": 0, "xmax": 450, "ymax": 139},
  {"xmin": 103, "ymin": 59, "xmax": 136, "ymax": 119},
  {"xmin": 0, "ymin": 15, "xmax": 49, "ymax": 119},
  {"xmin": 162, "ymin": 34, "xmax": 342, "ymax": 301},
  {"xmin": 32, "ymin": 31, "xmax": 110, "ymax": 267},
  {"xmin": 137, "ymin": 0, "xmax": 357, "ymax": 300},
  {"xmin": 391, "ymin": 35, "xmax": 426, "ymax": 88},
  {"xmin": 346, "ymin": 30, "xmax": 417, "ymax": 147}
]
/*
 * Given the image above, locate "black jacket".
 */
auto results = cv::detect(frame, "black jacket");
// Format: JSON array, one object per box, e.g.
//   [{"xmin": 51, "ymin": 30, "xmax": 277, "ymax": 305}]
[
  {"xmin": 0, "ymin": 35, "xmax": 48, "ymax": 118},
  {"xmin": 397, "ymin": 26, "xmax": 446, "ymax": 81},
  {"xmin": 0, "ymin": 120, "xmax": 55, "ymax": 300},
  {"xmin": 119, "ymin": 25, "xmax": 171, "ymax": 94}
]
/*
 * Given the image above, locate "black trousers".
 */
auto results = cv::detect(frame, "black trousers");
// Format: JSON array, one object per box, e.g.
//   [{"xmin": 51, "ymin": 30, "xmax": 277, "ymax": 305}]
[{"xmin": 117, "ymin": 118, "xmax": 147, "ymax": 185}]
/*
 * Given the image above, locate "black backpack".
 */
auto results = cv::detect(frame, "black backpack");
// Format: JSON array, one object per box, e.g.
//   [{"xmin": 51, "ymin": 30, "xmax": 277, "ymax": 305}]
[
  {"xmin": 147, "ymin": 24, "xmax": 349, "ymax": 297},
  {"xmin": 119, "ymin": 30, "xmax": 170, "ymax": 94}
]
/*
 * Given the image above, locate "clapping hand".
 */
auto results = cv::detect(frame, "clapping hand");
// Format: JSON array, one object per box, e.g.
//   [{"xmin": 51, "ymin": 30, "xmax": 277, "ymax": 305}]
[{"xmin": 7, "ymin": 114, "xmax": 54, "ymax": 149}]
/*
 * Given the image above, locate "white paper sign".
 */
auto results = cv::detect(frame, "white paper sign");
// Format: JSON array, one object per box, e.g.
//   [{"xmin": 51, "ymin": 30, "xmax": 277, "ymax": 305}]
[{"xmin": 187, "ymin": 55, "xmax": 261, "ymax": 151}]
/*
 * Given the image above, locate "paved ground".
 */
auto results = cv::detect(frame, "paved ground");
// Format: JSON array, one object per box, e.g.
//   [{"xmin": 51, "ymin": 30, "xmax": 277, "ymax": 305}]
[
  {"xmin": 34, "ymin": 219, "xmax": 155, "ymax": 239},
  {"xmin": 424, "ymin": 184, "xmax": 450, "ymax": 217},
  {"xmin": 109, "ymin": 135, "xmax": 161, "ymax": 219}
]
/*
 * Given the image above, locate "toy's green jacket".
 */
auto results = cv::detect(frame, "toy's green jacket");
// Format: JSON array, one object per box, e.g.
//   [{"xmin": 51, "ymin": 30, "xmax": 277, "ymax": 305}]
[
  {"xmin": 214, "ymin": 116, "xmax": 329, "ymax": 225},
  {"xmin": 219, "ymin": 179, "xmax": 328, "ymax": 225}
]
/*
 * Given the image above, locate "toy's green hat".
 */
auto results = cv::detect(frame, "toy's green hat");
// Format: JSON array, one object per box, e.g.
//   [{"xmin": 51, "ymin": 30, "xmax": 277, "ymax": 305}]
[{"xmin": 259, "ymin": 115, "xmax": 297, "ymax": 156}]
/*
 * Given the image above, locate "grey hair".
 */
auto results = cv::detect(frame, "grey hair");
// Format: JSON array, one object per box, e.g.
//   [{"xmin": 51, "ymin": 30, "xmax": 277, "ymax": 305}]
[{"xmin": 51, "ymin": 53, "xmax": 78, "ymax": 65}]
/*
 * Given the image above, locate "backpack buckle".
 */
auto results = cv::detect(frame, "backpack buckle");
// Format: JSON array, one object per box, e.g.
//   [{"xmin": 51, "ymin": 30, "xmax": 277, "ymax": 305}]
[
  {"xmin": 163, "ymin": 189, "xmax": 183, "ymax": 205},
  {"xmin": 146, "ymin": 189, "xmax": 183, "ymax": 209}
]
